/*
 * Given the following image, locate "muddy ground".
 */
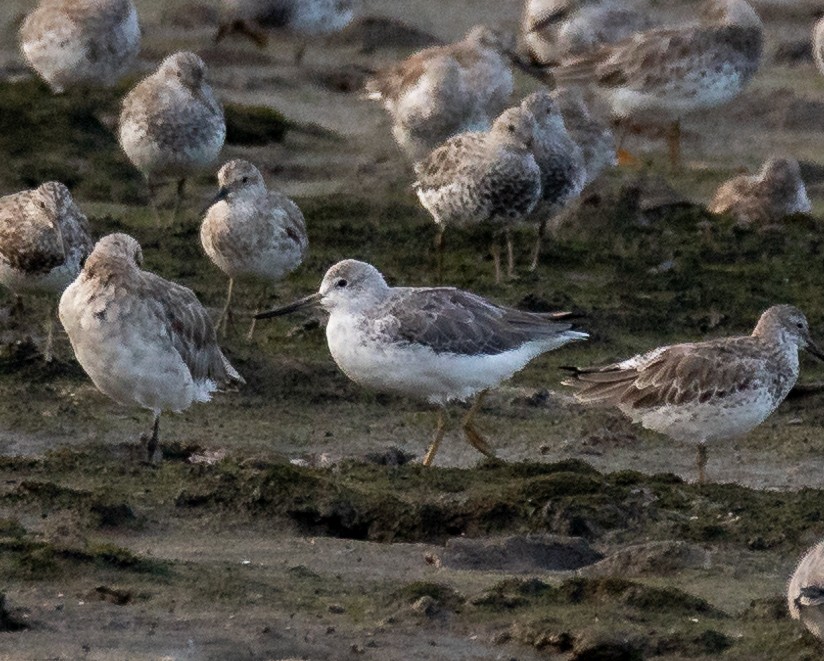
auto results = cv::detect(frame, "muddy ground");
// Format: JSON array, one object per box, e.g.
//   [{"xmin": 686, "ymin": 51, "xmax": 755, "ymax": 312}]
[{"xmin": 3, "ymin": 0, "xmax": 824, "ymax": 659}]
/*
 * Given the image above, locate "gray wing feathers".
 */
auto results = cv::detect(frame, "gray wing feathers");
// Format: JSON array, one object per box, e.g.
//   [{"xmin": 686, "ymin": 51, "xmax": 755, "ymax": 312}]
[
  {"xmin": 140, "ymin": 272, "xmax": 244, "ymax": 387},
  {"xmin": 380, "ymin": 288, "xmax": 579, "ymax": 355}
]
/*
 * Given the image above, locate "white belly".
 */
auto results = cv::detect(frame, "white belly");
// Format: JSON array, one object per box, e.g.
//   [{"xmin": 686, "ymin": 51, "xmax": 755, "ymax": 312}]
[
  {"xmin": 326, "ymin": 315, "xmax": 550, "ymax": 405},
  {"xmin": 622, "ymin": 387, "xmax": 780, "ymax": 444}
]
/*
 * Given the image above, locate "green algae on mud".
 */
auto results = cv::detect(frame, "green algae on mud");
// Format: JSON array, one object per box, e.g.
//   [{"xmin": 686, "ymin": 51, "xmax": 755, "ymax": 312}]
[
  {"xmin": 5, "ymin": 448, "xmax": 824, "ymax": 554},
  {"xmin": 0, "ymin": 79, "xmax": 292, "ymax": 203}
]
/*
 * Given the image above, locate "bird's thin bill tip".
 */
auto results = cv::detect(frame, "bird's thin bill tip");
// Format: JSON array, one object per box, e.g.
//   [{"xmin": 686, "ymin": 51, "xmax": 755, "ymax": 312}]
[
  {"xmin": 254, "ymin": 308, "xmax": 286, "ymax": 320},
  {"xmin": 254, "ymin": 293, "xmax": 322, "ymax": 319},
  {"xmin": 806, "ymin": 340, "xmax": 824, "ymax": 361}
]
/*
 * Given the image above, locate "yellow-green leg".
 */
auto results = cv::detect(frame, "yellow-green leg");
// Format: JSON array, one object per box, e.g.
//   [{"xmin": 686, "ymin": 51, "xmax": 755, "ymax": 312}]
[
  {"xmin": 462, "ymin": 390, "xmax": 495, "ymax": 459},
  {"xmin": 422, "ymin": 408, "xmax": 447, "ymax": 467}
]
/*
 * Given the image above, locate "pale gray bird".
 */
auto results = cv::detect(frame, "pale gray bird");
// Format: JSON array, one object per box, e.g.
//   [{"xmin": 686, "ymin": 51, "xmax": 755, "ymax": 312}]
[
  {"xmin": 366, "ymin": 25, "xmax": 514, "ymax": 163},
  {"xmin": 20, "ymin": 0, "xmax": 140, "ymax": 93},
  {"xmin": 551, "ymin": 87, "xmax": 616, "ymax": 185},
  {"xmin": 201, "ymin": 159, "xmax": 308, "ymax": 339},
  {"xmin": 59, "ymin": 233, "xmax": 243, "ymax": 461},
  {"xmin": 256, "ymin": 259, "xmax": 587, "ymax": 466},
  {"xmin": 0, "ymin": 182, "xmax": 93, "ymax": 361},
  {"xmin": 521, "ymin": 0, "xmax": 652, "ymax": 65},
  {"xmin": 118, "ymin": 52, "xmax": 225, "ymax": 223},
  {"xmin": 563, "ymin": 305, "xmax": 823, "ymax": 482}
]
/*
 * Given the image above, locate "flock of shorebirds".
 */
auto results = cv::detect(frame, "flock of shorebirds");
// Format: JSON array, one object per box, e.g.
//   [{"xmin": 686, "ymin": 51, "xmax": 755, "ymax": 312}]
[{"xmin": 4, "ymin": 0, "xmax": 824, "ymax": 642}]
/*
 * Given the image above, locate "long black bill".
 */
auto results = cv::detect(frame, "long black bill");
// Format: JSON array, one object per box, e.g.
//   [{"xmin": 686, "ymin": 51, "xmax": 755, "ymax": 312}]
[
  {"xmin": 806, "ymin": 339, "xmax": 824, "ymax": 361},
  {"xmin": 254, "ymin": 292, "xmax": 322, "ymax": 320}
]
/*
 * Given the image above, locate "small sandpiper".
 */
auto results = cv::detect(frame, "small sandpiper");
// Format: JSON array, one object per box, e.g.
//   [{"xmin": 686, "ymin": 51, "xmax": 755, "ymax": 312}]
[
  {"xmin": 0, "ymin": 182, "xmax": 93, "ymax": 361},
  {"xmin": 255, "ymin": 259, "xmax": 587, "ymax": 466},
  {"xmin": 551, "ymin": 87, "xmax": 616, "ymax": 185},
  {"xmin": 20, "ymin": 0, "xmax": 140, "ymax": 93},
  {"xmin": 118, "ymin": 52, "xmax": 225, "ymax": 223},
  {"xmin": 519, "ymin": 90, "xmax": 587, "ymax": 271},
  {"xmin": 553, "ymin": 0, "xmax": 763, "ymax": 167},
  {"xmin": 414, "ymin": 106, "xmax": 542, "ymax": 282},
  {"xmin": 563, "ymin": 305, "xmax": 823, "ymax": 482},
  {"xmin": 365, "ymin": 25, "xmax": 514, "ymax": 163},
  {"xmin": 201, "ymin": 159, "xmax": 308, "ymax": 338},
  {"xmin": 216, "ymin": 0, "xmax": 357, "ymax": 63},
  {"xmin": 708, "ymin": 157, "xmax": 811, "ymax": 226},
  {"xmin": 59, "ymin": 233, "xmax": 243, "ymax": 461}
]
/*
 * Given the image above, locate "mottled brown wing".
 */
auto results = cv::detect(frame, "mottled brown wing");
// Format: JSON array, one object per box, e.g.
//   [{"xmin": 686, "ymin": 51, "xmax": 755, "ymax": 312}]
[
  {"xmin": 0, "ymin": 194, "xmax": 64, "ymax": 274},
  {"xmin": 139, "ymin": 271, "xmax": 242, "ymax": 386},
  {"xmin": 365, "ymin": 50, "xmax": 438, "ymax": 101},
  {"xmin": 566, "ymin": 342, "xmax": 762, "ymax": 409},
  {"xmin": 413, "ymin": 133, "xmax": 486, "ymax": 190},
  {"xmin": 378, "ymin": 288, "xmax": 576, "ymax": 355},
  {"xmin": 555, "ymin": 25, "xmax": 758, "ymax": 92}
]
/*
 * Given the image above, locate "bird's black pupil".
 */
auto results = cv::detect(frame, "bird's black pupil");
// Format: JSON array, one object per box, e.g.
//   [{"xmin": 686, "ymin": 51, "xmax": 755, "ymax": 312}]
[
  {"xmin": 242, "ymin": 177, "xmax": 248, "ymax": 183},
  {"xmin": 337, "ymin": 279, "xmax": 347, "ymax": 287},
  {"xmin": 797, "ymin": 322, "xmax": 804, "ymax": 329}
]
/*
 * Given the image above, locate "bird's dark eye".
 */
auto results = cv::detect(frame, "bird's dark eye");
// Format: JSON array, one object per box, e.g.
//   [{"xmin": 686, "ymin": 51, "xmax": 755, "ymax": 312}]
[
  {"xmin": 336, "ymin": 279, "xmax": 348, "ymax": 288},
  {"xmin": 797, "ymin": 322, "xmax": 804, "ymax": 329},
  {"xmin": 507, "ymin": 124, "xmax": 515, "ymax": 132},
  {"xmin": 241, "ymin": 176, "xmax": 248, "ymax": 183}
]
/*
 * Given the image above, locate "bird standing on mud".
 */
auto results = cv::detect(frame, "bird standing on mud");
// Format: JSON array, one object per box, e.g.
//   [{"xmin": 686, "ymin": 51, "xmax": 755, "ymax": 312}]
[
  {"xmin": 201, "ymin": 159, "xmax": 308, "ymax": 339},
  {"xmin": 59, "ymin": 233, "xmax": 244, "ymax": 461},
  {"xmin": 0, "ymin": 182, "xmax": 93, "ymax": 362},
  {"xmin": 563, "ymin": 305, "xmax": 823, "ymax": 482},
  {"xmin": 118, "ymin": 52, "xmax": 225, "ymax": 223},
  {"xmin": 255, "ymin": 259, "xmax": 587, "ymax": 466},
  {"xmin": 552, "ymin": 0, "xmax": 763, "ymax": 167}
]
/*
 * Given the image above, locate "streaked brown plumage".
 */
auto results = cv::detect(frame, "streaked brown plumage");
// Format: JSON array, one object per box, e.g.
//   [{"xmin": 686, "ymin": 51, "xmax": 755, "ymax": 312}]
[
  {"xmin": 365, "ymin": 25, "xmax": 514, "ymax": 162},
  {"xmin": 563, "ymin": 305, "xmax": 823, "ymax": 481},
  {"xmin": 708, "ymin": 157, "xmax": 811, "ymax": 225}
]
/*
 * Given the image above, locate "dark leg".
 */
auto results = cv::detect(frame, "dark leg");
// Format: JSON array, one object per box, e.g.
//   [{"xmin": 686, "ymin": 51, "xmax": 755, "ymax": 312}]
[
  {"xmin": 529, "ymin": 219, "xmax": 547, "ymax": 272},
  {"xmin": 147, "ymin": 179, "xmax": 161, "ymax": 225},
  {"xmin": 11, "ymin": 295, "xmax": 24, "ymax": 317},
  {"xmin": 216, "ymin": 278, "xmax": 234, "ymax": 338},
  {"xmin": 434, "ymin": 226, "xmax": 445, "ymax": 285},
  {"xmin": 505, "ymin": 228, "xmax": 516, "ymax": 280},
  {"xmin": 171, "ymin": 178, "xmax": 186, "ymax": 224},
  {"xmin": 422, "ymin": 408, "xmax": 447, "ymax": 467},
  {"xmin": 294, "ymin": 40, "xmax": 308, "ymax": 65},
  {"xmin": 462, "ymin": 390, "xmax": 496, "ymax": 459},
  {"xmin": 696, "ymin": 442, "xmax": 707, "ymax": 484},
  {"xmin": 668, "ymin": 119, "xmax": 681, "ymax": 170},
  {"xmin": 43, "ymin": 303, "xmax": 56, "ymax": 363},
  {"xmin": 490, "ymin": 241, "xmax": 502, "ymax": 284},
  {"xmin": 614, "ymin": 118, "xmax": 627, "ymax": 153},
  {"xmin": 145, "ymin": 413, "xmax": 160, "ymax": 462}
]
